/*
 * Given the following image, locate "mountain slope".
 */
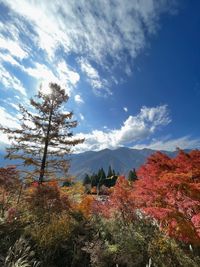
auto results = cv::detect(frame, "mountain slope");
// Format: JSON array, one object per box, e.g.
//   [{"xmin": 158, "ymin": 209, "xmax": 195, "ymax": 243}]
[{"xmin": 69, "ymin": 147, "xmax": 176, "ymax": 179}]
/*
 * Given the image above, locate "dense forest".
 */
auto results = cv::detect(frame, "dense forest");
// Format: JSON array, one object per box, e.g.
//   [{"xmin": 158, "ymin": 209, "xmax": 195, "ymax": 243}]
[{"xmin": 0, "ymin": 84, "xmax": 200, "ymax": 266}]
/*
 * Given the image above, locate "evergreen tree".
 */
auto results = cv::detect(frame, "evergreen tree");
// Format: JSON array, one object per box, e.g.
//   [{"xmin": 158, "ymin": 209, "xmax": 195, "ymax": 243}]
[
  {"xmin": 98, "ymin": 168, "xmax": 106, "ymax": 184},
  {"xmin": 62, "ymin": 179, "xmax": 74, "ymax": 187},
  {"xmin": 83, "ymin": 174, "xmax": 91, "ymax": 186},
  {"xmin": 91, "ymin": 174, "xmax": 98, "ymax": 187},
  {"xmin": 107, "ymin": 165, "xmax": 113, "ymax": 177},
  {"xmin": 128, "ymin": 168, "xmax": 137, "ymax": 182},
  {"xmin": 0, "ymin": 83, "xmax": 84, "ymax": 183},
  {"xmin": 96, "ymin": 168, "xmax": 106, "ymax": 195}
]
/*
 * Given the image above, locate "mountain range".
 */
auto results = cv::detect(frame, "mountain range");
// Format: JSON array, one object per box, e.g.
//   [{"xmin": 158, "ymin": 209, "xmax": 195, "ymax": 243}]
[
  {"xmin": 68, "ymin": 147, "xmax": 177, "ymax": 179},
  {"xmin": 0, "ymin": 147, "xmax": 177, "ymax": 180}
]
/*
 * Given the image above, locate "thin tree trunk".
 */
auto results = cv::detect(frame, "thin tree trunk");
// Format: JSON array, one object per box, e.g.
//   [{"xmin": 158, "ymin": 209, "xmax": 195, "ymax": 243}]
[{"xmin": 39, "ymin": 101, "xmax": 54, "ymax": 183}]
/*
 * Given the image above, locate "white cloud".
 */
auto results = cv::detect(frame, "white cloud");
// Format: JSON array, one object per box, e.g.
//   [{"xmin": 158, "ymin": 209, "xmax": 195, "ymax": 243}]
[
  {"xmin": 0, "ymin": 47, "xmax": 26, "ymax": 96},
  {"xmin": 74, "ymin": 94, "xmax": 84, "ymax": 104},
  {"xmin": 0, "ymin": 106, "xmax": 20, "ymax": 129},
  {"xmin": 133, "ymin": 136, "xmax": 200, "ymax": 151},
  {"xmin": 80, "ymin": 113, "xmax": 85, "ymax": 121},
  {"xmin": 0, "ymin": 64, "xmax": 27, "ymax": 96},
  {"xmin": 1, "ymin": 0, "xmax": 177, "ymax": 94},
  {"xmin": 0, "ymin": 51, "xmax": 79, "ymax": 97},
  {"xmin": 78, "ymin": 57, "xmax": 111, "ymax": 95},
  {"xmin": 0, "ymin": 53, "xmax": 20, "ymax": 66},
  {"xmin": 57, "ymin": 61, "xmax": 80, "ymax": 86},
  {"xmin": 123, "ymin": 107, "xmax": 128, "ymax": 112},
  {"xmin": 73, "ymin": 105, "xmax": 170, "ymax": 152},
  {"xmin": 0, "ymin": 35, "xmax": 28, "ymax": 60},
  {"xmin": 25, "ymin": 63, "xmax": 56, "ymax": 82},
  {"xmin": 23, "ymin": 61, "xmax": 80, "ymax": 95},
  {"xmin": 79, "ymin": 58, "xmax": 99, "ymax": 80},
  {"xmin": 9, "ymin": 102, "xmax": 20, "ymax": 111}
]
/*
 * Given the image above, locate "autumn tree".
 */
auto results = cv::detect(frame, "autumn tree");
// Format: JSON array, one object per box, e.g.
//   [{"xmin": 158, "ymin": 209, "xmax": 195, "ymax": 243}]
[
  {"xmin": 134, "ymin": 150, "xmax": 200, "ymax": 245},
  {"xmin": 0, "ymin": 83, "xmax": 84, "ymax": 183}
]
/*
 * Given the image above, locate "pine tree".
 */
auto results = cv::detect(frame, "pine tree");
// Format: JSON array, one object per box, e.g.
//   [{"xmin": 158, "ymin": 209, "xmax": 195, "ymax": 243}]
[
  {"xmin": 83, "ymin": 174, "xmax": 91, "ymax": 186},
  {"xmin": 91, "ymin": 173, "xmax": 98, "ymax": 187},
  {"xmin": 107, "ymin": 165, "xmax": 113, "ymax": 177},
  {"xmin": 0, "ymin": 83, "xmax": 84, "ymax": 183},
  {"xmin": 128, "ymin": 168, "xmax": 137, "ymax": 182}
]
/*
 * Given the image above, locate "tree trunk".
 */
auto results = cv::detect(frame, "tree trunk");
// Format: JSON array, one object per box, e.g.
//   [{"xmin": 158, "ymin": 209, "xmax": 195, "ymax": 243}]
[{"xmin": 39, "ymin": 101, "xmax": 54, "ymax": 183}]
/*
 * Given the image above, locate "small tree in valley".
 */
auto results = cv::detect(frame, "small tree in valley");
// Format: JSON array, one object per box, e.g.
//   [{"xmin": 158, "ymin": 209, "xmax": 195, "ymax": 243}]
[
  {"xmin": 0, "ymin": 83, "xmax": 84, "ymax": 183},
  {"xmin": 128, "ymin": 168, "xmax": 137, "ymax": 182}
]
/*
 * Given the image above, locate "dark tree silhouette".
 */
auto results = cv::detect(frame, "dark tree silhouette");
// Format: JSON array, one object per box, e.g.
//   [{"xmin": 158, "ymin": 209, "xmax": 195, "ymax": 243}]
[{"xmin": 128, "ymin": 168, "xmax": 137, "ymax": 182}]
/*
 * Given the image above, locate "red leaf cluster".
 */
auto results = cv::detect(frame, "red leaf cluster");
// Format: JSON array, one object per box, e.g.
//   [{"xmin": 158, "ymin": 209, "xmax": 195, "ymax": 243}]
[
  {"xmin": 134, "ymin": 150, "xmax": 200, "ymax": 244},
  {"xmin": 95, "ymin": 150, "xmax": 200, "ymax": 245}
]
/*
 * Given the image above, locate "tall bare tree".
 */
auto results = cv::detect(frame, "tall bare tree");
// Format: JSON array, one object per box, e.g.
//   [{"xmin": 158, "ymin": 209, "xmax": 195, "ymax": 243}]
[{"xmin": 0, "ymin": 83, "xmax": 84, "ymax": 183}]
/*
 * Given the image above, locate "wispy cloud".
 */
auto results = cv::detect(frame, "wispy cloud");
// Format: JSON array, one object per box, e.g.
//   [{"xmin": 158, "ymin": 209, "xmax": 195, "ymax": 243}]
[
  {"xmin": 79, "ymin": 113, "xmax": 85, "ymax": 121},
  {"xmin": 133, "ymin": 136, "xmax": 200, "ymax": 151},
  {"xmin": 74, "ymin": 94, "xmax": 84, "ymax": 104},
  {"xmin": 78, "ymin": 57, "xmax": 111, "ymax": 95},
  {"xmin": 0, "ymin": 64, "xmax": 27, "ymax": 96},
  {"xmin": 0, "ymin": 106, "xmax": 20, "ymax": 150},
  {"xmin": 0, "ymin": 35, "xmax": 28, "ymax": 60},
  {"xmin": 0, "ymin": 106, "xmax": 20, "ymax": 129},
  {"xmin": 57, "ymin": 61, "xmax": 80, "ymax": 86},
  {"xmin": 0, "ymin": 0, "xmax": 177, "ymax": 96},
  {"xmin": 74, "ymin": 105, "xmax": 171, "ymax": 152},
  {"xmin": 22, "ymin": 61, "xmax": 80, "ymax": 95}
]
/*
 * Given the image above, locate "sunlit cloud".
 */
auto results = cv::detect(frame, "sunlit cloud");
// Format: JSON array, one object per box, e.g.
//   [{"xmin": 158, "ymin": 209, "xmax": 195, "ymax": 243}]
[
  {"xmin": 133, "ymin": 136, "xmax": 200, "ymax": 151},
  {"xmin": 74, "ymin": 105, "xmax": 171, "ymax": 152},
  {"xmin": 0, "ymin": 35, "xmax": 28, "ymax": 60},
  {"xmin": 0, "ymin": 0, "xmax": 177, "ymax": 97},
  {"xmin": 74, "ymin": 94, "xmax": 84, "ymax": 104}
]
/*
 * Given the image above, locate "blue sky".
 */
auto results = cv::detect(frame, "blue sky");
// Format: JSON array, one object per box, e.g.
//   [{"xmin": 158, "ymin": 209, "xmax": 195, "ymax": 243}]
[{"xmin": 0, "ymin": 0, "xmax": 200, "ymax": 153}]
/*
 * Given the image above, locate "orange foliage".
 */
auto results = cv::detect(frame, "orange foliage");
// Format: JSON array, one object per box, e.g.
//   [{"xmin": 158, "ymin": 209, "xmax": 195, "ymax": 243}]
[
  {"xmin": 77, "ymin": 194, "xmax": 95, "ymax": 218},
  {"xmin": 25, "ymin": 182, "xmax": 70, "ymax": 217}
]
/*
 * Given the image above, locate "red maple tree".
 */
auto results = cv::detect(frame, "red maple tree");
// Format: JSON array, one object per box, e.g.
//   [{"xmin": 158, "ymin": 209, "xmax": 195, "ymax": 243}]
[{"xmin": 134, "ymin": 150, "xmax": 200, "ymax": 244}]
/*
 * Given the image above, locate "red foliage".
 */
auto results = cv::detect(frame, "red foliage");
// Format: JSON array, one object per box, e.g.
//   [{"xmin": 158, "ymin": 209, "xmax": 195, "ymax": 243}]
[
  {"xmin": 95, "ymin": 176, "xmax": 136, "ymax": 221},
  {"xmin": 95, "ymin": 150, "xmax": 200, "ymax": 245},
  {"xmin": 26, "ymin": 182, "xmax": 70, "ymax": 216},
  {"xmin": 134, "ymin": 150, "xmax": 200, "ymax": 244}
]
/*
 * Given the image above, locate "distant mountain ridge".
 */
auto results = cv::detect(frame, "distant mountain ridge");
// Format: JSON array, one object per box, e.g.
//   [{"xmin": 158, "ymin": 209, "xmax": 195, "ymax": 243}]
[
  {"xmin": 0, "ymin": 147, "xmax": 178, "ymax": 180},
  {"xmin": 68, "ymin": 147, "xmax": 177, "ymax": 179}
]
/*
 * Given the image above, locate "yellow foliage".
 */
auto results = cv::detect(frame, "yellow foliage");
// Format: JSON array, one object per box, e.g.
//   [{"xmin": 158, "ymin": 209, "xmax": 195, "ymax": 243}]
[
  {"xmin": 27, "ymin": 212, "xmax": 76, "ymax": 250},
  {"xmin": 61, "ymin": 182, "xmax": 85, "ymax": 203}
]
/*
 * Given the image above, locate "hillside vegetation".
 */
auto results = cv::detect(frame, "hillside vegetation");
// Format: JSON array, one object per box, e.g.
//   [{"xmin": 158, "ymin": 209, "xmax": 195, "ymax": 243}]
[{"xmin": 1, "ymin": 150, "xmax": 200, "ymax": 266}]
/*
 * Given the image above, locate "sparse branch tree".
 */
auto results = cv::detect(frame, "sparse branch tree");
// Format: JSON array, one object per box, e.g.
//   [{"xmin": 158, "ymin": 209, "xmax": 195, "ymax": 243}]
[{"xmin": 0, "ymin": 83, "xmax": 84, "ymax": 183}]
